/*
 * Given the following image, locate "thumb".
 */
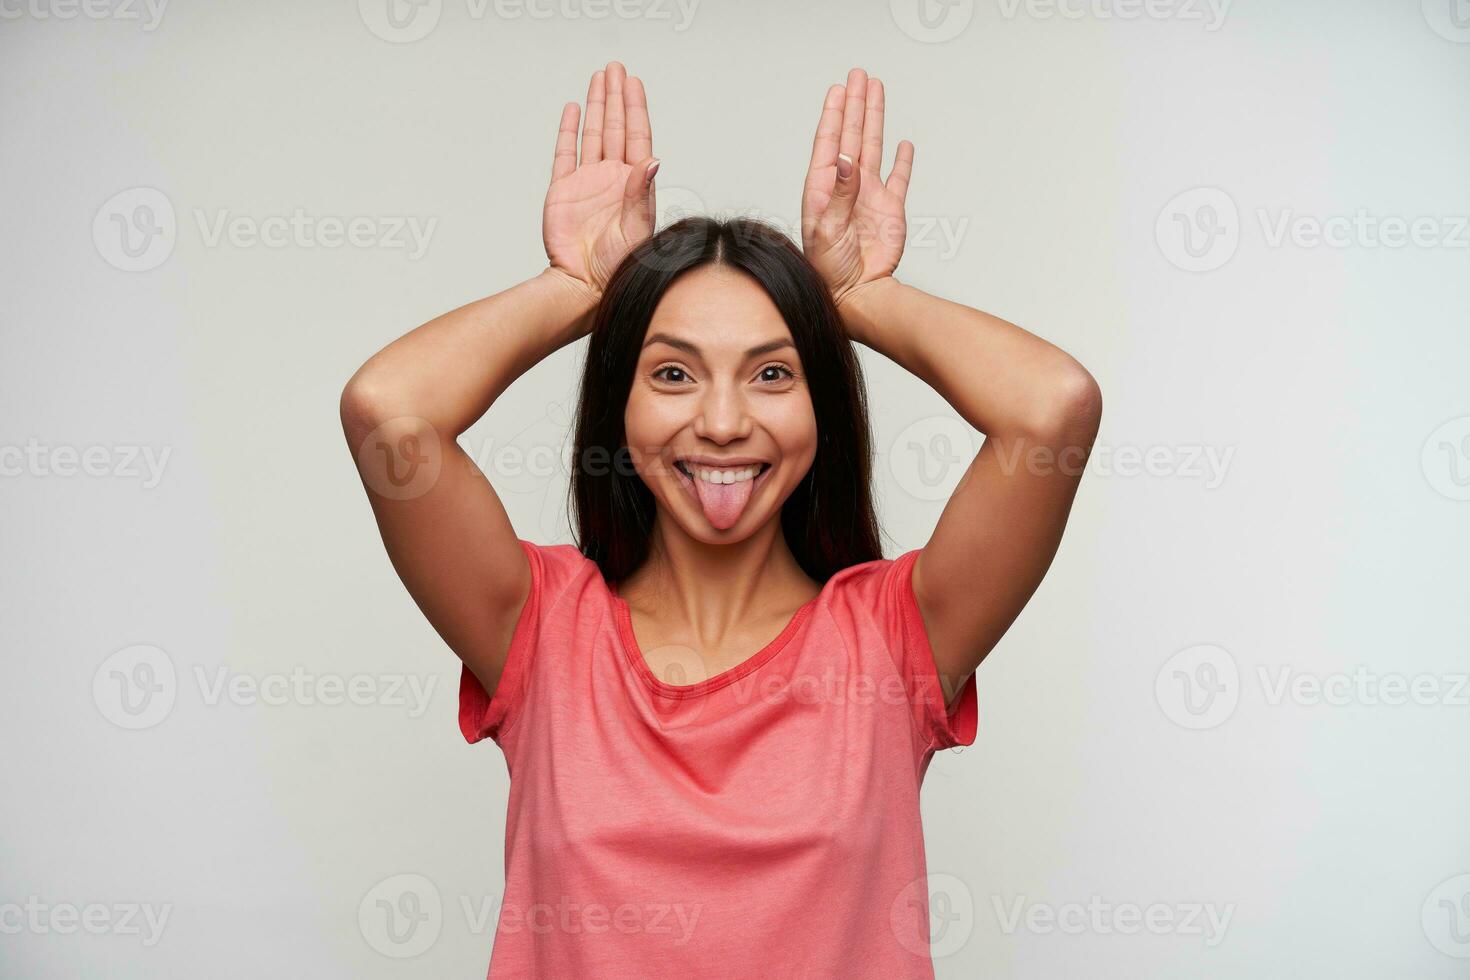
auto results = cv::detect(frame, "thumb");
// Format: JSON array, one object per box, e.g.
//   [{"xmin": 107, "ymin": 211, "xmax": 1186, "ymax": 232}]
[
  {"xmin": 823, "ymin": 152, "xmax": 859, "ymax": 227},
  {"xmin": 621, "ymin": 156, "xmax": 660, "ymax": 242}
]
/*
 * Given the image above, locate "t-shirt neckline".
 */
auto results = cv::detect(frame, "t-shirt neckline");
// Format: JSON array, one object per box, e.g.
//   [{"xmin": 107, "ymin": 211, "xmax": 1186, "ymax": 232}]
[{"xmin": 608, "ymin": 587, "xmax": 821, "ymax": 700}]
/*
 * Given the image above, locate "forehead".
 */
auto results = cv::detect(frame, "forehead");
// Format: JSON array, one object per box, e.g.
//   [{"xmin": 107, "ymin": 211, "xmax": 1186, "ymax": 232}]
[{"xmin": 644, "ymin": 265, "xmax": 792, "ymax": 354}]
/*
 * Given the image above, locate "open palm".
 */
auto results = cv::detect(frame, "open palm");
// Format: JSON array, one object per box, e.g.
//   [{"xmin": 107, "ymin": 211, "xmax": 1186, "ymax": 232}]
[
  {"xmin": 543, "ymin": 62, "xmax": 660, "ymax": 296},
  {"xmin": 801, "ymin": 68, "xmax": 914, "ymax": 307}
]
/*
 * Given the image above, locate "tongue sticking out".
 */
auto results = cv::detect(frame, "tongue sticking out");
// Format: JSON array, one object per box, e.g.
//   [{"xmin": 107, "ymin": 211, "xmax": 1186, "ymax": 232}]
[{"xmin": 691, "ymin": 471, "xmax": 757, "ymax": 531}]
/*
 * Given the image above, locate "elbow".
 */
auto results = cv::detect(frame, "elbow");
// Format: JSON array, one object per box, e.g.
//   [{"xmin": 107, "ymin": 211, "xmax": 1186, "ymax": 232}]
[
  {"xmin": 339, "ymin": 368, "xmax": 399, "ymax": 446},
  {"xmin": 1030, "ymin": 362, "xmax": 1103, "ymax": 444}
]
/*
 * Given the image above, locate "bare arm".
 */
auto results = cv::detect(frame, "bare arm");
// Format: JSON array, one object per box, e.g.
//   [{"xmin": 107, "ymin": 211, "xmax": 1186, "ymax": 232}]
[
  {"xmin": 802, "ymin": 68, "xmax": 1101, "ymax": 709},
  {"xmin": 340, "ymin": 61, "xmax": 660, "ymax": 696},
  {"xmin": 839, "ymin": 277, "xmax": 1101, "ymax": 706}
]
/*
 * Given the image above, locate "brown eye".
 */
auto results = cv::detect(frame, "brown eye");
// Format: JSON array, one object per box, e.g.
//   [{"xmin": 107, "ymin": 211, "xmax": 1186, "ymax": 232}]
[
  {"xmin": 654, "ymin": 366, "xmax": 690, "ymax": 383},
  {"xmin": 757, "ymin": 364, "xmax": 796, "ymax": 384}
]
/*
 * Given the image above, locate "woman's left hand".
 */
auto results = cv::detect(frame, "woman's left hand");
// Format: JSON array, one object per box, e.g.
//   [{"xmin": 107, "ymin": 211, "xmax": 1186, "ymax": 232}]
[{"xmin": 800, "ymin": 68, "xmax": 914, "ymax": 309}]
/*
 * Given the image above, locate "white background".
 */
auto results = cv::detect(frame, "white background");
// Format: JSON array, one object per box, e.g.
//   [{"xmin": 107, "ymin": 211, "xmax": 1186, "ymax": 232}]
[{"xmin": 3, "ymin": 0, "xmax": 1468, "ymax": 976}]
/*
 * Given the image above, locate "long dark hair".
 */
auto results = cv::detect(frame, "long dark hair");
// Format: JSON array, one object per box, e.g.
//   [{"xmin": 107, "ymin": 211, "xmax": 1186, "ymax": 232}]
[{"xmin": 570, "ymin": 215, "xmax": 881, "ymax": 585}]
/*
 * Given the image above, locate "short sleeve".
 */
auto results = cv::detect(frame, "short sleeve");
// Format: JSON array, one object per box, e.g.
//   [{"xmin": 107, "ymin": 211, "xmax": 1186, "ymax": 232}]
[
  {"xmin": 867, "ymin": 549, "xmax": 979, "ymax": 752},
  {"xmin": 458, "ymin": 539, "xmax": 587, "ymax": 747}
]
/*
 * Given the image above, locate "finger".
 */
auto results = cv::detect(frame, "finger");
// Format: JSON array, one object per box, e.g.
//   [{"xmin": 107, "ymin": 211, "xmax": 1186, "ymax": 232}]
[
  {"xmin": 859, "ymin": 78, "xmax": 885, "ymax": 176},
  {"xmin": 838, "ymin": 67, "xmax": 867, "ymax": 169},
  {"xmin": 622, "ymin": 155, "xmax": 660, "ymax": 242},
  {"xmin": 552, "ymin": 102, "xmax": 580, "ymax": 181},
  {"xmin": 886, "ymin": 139, "xmax": 915, "ymax": 202},
  {"xmin": 603, "ymin": 61, "xmax": 627, "ymax": 163},
  {"xmin": 625, "ymin": 75, "xmax": 653, "ymax": 163},
  {"xmin": 824, "ymin": 146, "xmax": 860, "ymax": 230},
  {"xmin": 807, "ymin": 84, "xmax": 845, "ymax": 171},
  {"xmin": 580, "ymin": 69, "xmax": 606, "ymax": 165}
]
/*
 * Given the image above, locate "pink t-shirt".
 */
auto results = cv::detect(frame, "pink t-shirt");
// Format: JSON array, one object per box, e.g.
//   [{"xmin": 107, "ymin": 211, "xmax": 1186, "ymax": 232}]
[{"xmin": 459, "ymin": 539, "xmax": 979, "ymax": 979}]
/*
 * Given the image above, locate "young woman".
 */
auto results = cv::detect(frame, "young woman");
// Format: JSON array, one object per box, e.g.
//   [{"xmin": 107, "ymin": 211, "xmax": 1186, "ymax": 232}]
[{"xmin": 341, "ymin": 62, "xmax": 1101, "ymax": 979}]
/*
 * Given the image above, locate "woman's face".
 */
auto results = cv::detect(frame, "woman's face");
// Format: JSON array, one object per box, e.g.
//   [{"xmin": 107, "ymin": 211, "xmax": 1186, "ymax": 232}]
[{"xmin": 623, "ymin": 264, "xmax": 817, "ymax": 543}]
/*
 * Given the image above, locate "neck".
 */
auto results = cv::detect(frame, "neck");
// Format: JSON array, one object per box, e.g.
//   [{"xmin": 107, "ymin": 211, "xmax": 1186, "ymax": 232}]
[{"xmin": 617, "ymin": 513, "xmax": 815, "ymax": 643}]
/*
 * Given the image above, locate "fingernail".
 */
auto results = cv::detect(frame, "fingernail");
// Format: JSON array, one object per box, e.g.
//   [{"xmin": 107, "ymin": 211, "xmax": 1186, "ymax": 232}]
[
  {"xmin": 646, "ymin": 158, "xmax": 660, "ymax": 184},
  {"xmin": 836, "ymin": 153, "xmax": 853, "ymax": 180}
]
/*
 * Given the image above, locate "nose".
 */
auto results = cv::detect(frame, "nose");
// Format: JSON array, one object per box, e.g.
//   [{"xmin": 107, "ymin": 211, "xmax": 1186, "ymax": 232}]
[{"xmin": 691, "ymin": 379, "xmax": 753, "ymax": 445}]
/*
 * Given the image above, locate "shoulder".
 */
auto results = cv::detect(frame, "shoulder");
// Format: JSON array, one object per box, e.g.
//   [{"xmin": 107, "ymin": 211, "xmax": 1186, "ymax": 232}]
[
  {"xmin": 516, "ymin": 539, "xmax": 607, "ymax": 607},
  {"xmin": 820, "ymin": 549, "xmax": 920, "ymax": 608}
]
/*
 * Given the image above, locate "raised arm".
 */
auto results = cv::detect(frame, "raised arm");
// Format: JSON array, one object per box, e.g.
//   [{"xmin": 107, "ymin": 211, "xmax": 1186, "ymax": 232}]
[
  {"xmin": 340, "ymin": 61, "xmax": 660, "ymax": 698},
  {"xmin": 802, "ymin": 68, "xmax": 1102, "ymax": 708}
]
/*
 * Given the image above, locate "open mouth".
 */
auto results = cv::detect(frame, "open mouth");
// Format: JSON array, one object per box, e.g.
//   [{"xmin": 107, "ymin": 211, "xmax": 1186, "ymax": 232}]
[
  {"xmin": 673, "ymin": 460, "xmax": 771, "ymax": 484},
  {"xmin": 672, "ymin": 459, "xmax": 774, "ymax": 531}
]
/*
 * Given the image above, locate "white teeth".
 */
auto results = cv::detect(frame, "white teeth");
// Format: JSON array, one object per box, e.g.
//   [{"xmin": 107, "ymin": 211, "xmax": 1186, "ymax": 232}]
[{"xmin": 690, "ymin": 465, "xmax": 760, "ymax": 485}]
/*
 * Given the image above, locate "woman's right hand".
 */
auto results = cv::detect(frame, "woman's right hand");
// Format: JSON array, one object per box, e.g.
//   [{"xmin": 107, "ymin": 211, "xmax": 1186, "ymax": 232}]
[{"xmin": 543, "ymin": 61, "xmax": 660, "ymax": 299}]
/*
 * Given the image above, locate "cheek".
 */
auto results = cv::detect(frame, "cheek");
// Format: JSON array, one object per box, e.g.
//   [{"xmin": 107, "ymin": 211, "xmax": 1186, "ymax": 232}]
[
  {"xmin": 760, "ymin": 396, "xmax": 819, "ymax": 464},
  {"xmin": 623, "ymin": 389, "xmax": 685, "ymax": 462}
]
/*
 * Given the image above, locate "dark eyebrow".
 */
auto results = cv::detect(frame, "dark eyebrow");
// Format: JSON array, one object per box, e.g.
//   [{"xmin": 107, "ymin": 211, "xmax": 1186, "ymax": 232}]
[{"xmin": 643, "ymin": 332, "xmax": 796, "ymax": 360}]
